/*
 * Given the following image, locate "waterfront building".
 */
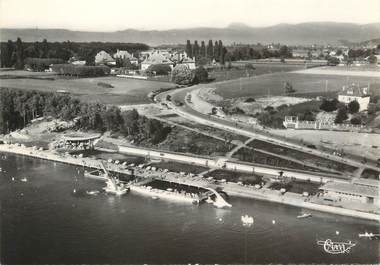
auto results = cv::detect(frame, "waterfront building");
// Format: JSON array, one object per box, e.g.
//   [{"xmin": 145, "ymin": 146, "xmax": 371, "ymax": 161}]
[
  {"xmin": 55, "ymin": 134, "xmax": 101, "ymax": 151},
  {"xmin": 319, "ymin": 178, "xmax": 379, "ymax": 206}
]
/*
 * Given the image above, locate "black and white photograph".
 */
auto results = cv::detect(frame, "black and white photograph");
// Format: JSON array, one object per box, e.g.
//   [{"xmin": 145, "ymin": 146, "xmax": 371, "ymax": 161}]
[{"xmin": 0, "ymin": 0, "xmax": 379, "ymax": 264}]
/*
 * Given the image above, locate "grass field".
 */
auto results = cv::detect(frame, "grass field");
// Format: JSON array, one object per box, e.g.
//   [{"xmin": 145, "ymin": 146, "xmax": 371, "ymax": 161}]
[
  {"xmin": 156, "ymin": 126, "xmax": 235, "ymax": 156},
  {"xmin": 209, "ymin": 63, "xmax": 303, "ymax": 82},
  {"xmin": 214, "ymin": 71, "xmax": 380, "ymax": 100},
  {"xmin": 0, "ymin": 73, "xmax": 176, "ymax": 105},
  {"xmin": 233, "ymin": 147, "xmax": 328, "ymax": 173},
  {"xmin": 248, "ymin": 139, "xmax": 357, "ymax": 173}
]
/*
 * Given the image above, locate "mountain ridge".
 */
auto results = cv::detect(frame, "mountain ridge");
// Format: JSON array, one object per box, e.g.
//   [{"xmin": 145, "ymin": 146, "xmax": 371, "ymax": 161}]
[{"xmin": 1, "ymin": 22, "xmax": 380, "ymax": 45}]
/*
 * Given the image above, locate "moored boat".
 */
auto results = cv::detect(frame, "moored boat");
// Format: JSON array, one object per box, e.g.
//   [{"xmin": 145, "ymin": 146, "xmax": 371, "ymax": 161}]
[{"xmin": 297, "ymin": 213, "xmax": 312, "ymax": 219}]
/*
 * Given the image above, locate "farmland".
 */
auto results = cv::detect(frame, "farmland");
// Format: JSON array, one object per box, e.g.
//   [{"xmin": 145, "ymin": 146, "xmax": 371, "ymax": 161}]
[
  {"xmin": 214, "ymin": 71, "xmax": 380, "ymax": 100},
  {"xmin": 0, "ymin": 72, "xmax": 176, "ymax": 105}
]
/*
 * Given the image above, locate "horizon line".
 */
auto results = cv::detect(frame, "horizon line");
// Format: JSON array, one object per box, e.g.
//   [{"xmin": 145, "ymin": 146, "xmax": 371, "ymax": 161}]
[{"xmin": 1, "ymin": 21, "xmax": 380, "ymax": 33}]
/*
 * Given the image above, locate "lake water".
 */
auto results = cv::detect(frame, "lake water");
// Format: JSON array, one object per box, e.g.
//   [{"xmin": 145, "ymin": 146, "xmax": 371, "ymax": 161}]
[{"xmin": 1, "ymin": 153, "xmax": 379, "ymax": 264}]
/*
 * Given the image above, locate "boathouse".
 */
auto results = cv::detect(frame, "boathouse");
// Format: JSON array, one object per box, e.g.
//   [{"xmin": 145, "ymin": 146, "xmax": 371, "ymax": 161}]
[
  {"xmin": 56, "ymin": 134, "xmax": 101, "ymax": 150},
  {"xmin": 319, "ymin": 178, "xmax": 379, "ymax": 206}
]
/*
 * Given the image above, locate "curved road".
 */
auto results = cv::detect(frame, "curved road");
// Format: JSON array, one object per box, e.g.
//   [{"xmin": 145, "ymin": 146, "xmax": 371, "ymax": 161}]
[{"xmin": 155, "ymin": 83, "xmax": 380, "ymax": 176}]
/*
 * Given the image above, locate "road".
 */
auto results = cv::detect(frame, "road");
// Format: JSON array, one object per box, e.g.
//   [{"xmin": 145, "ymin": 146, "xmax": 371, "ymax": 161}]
[{"xmin": 155, "ymin": 84, "xmax": 380, "ymax": 176}]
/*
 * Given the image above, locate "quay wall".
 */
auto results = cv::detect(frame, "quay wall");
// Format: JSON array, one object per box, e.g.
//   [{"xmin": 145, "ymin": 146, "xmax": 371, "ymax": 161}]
[
  {"xmin": 224, "ymin": 183, "xmax": 380, "ymax": 222},
  {"xmin": 1, "ymin": 143, "xmax": 378, "ymax": 222}
]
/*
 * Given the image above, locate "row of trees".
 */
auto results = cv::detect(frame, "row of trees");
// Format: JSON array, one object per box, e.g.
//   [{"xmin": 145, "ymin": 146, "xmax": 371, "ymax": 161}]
[
  {"xmin": 185, "ymin": 40, "xmax": 227, "ymax": 65},
  {"xmin": 320, "ymin": 98, "xmax": 360, "ymax": 114},
  {"xmin": 24, "ymin": 58, "xmax": 65, "ymax": 71},
  {"xmin": 0, "ymin": 38, "xmax": 149, "ymax": 68},
  {"xmin": 0, "ymin": 88, "xmax": 171, "ymax": 144},
  {"xmin": 50, "ymin": 64, "xmax": 110, "ymax": 77},
  {"xmin": 227, "ymin": 45, "xmax": 293, "ymax": 61}
]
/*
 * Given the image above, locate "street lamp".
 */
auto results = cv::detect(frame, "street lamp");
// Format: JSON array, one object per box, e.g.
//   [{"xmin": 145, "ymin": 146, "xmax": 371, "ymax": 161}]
[{"xmin": 241, "ymin": 215, "xmax": 254, "ymax": 264}]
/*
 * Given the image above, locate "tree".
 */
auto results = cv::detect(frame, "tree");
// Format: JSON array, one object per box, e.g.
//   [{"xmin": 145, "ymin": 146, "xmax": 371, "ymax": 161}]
[
  {"xmin": 284, "ymin": 81, "xmax": 295, "ymax": 94},
  {"xmin": 192, "ymin": 66, "xmax": 208, "ymax": 84},
  {"xmin": 207, "ymin": 40, "xmax": 213, "ymax": 59},
  {"xmin": 171, "ymin": 64, "xmax": 193, "ymax": 85},
  {"xmin": 41, "ymin": 39, "xmax": 49, "ymax": 58},
  {"xmin": 368, "ymin": 54, "xmax": 377, "ymax": 64},
  {"xmin": 348, "ymin": 100, "xmax": 360, "ymax": 114},
  {"xmin": 193, "ymin": 41, "xmax": 199, "ymax": 60},
  {"xmin": 0, "ymin": 40, "xmax": 15, "ymax": 67},
  {"xmin": 146, "ymin": 64, "xmax": 172, "ymax": 75},
  {"xmin": 320, "ymin": 98, "xmax": 339, "ymax": 112},
  {"xmin": 350, "ymin": 116, "xmax": 362, "ymax": 125},
  {"xmin": 200, "ymin": 41, "xmax": 206, "ymax": 58},
  {"xmin": 15, "ymin": 37, "xmax": 24, "ymax": 69},
  {"xmin": 279, "ymin": 45, "xmax": 291, "ymax": 58},
  {"xmin": 186, "ymin": 40, "xmax": 193, "ymax": 58},
  {"xmin": 327, "ymin": 56, "xmax": 340, "ymax": 66},
  {"xmin": 214, "ymin": 41, "xmax": 219, "ymax": 61},
  {"xmin": 218, "ymin": 40, "xmax": 224, "ymax": 63},
  {"xmin": 335, "ymin": 106, "xmax": 348, "ymax": 124}
]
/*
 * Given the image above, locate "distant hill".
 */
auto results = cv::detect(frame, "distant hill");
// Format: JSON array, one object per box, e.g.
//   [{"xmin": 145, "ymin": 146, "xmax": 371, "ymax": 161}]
[
  {"xmin": 339, "ymin": 38, "xmax": 380, "ymax": 48},
  {"xmin": 1, "ymin": 22, "xmax": 380, "ymax": 45}
]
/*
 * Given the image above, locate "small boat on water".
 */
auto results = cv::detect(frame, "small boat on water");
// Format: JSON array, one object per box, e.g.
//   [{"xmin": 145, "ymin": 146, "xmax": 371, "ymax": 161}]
[
  {"xmin": 297, "ymin": 213, "xmax": 312, "ymax": 219},
  {"xmin": 359, "ymin": 232, "xmax": 380, "ymax": 239},
  {"xmin": 20, "ymin": 177, "xmax": 28, "ymax": 182},
  {"xmin": 241, "ymin": 215, "xmax": 254, "ymax": 226},
  {"xmin": 151, "ymin": 196, "xmax": 159, "ymax": 200},
  {"xmin": 86, "ymin": 190, "xmax": 100, "ymax": 195}
]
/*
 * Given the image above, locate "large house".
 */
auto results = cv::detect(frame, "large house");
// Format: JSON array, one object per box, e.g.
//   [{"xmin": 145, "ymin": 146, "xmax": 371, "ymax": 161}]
[
  {"xmin": 113, "ymin": 50, "xmax": 138, "ymax": 65},
  {"xmin": 338, "ymin": 84, "xmax": 370, "ymax": 112},
  {"xmin": 141, "ymin": 51, "xmax": 174, "ymax": 71},
  {"xmin": 95, "ymin": 51, "xmax": 116, "ymax": 66}
]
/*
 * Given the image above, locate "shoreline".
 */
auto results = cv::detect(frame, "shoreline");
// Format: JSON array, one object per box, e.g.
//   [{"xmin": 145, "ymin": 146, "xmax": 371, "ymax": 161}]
[{"xmin": 0, "ymin": 143, "xmax": 379, "ymax": 222}]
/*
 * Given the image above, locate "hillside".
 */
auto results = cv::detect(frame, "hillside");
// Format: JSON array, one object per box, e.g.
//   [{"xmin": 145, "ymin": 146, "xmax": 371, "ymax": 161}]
[{"xmin": 1, "ymin": 22, "xmax": 380, "ymax": 45}]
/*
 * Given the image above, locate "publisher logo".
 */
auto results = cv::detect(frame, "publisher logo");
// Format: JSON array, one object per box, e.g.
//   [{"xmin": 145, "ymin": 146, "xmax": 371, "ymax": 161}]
[{"xmin": 317, "ymin": 239, "xmax": 356, "ymax": 254}]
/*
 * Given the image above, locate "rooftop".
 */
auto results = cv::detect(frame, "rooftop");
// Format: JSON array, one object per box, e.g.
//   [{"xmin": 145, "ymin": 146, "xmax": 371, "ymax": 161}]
[
  {"xmin": 338, "ymin": 84, "xmax": 369, "ymax": 97},
  {"xmin": 142, "ymin": 52, "xmax": 173, "ymax": 65}
]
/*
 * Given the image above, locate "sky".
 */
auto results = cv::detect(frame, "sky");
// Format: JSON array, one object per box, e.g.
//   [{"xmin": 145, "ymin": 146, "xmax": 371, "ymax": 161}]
[{"xmin": 0, "ymin": 0, "xmax": 379, "ymax": 31}]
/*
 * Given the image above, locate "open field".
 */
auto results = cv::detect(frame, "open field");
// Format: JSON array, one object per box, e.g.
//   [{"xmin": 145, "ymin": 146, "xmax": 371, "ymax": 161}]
[
  {"xmin": 271, "ymin": 129, "xmax": 380, "ymax": 162},
  {"xmin": 157, "ymin": 113, "xmax": 249, "ymax": 143},
  {"xmin": 295, "ymin": 66, "xmax": 380, "ymax": 77},
  {"xmin": 209, "ymin": 63, "xmax": 303, "ymax": 82},
  {"xmin": 233, "ymin": 147, "xmax": 327, "ymax": 173},
  {"xmin": 157, "ymin": 126, "xmax": 235, "ymax": 156},
  {"xmin": 0, "ymin": 74, "xmax": 176, "ymax": 105},
  {"xmin": 214, "ymin": 71, "xmax": 380, "ymax": 100}
]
